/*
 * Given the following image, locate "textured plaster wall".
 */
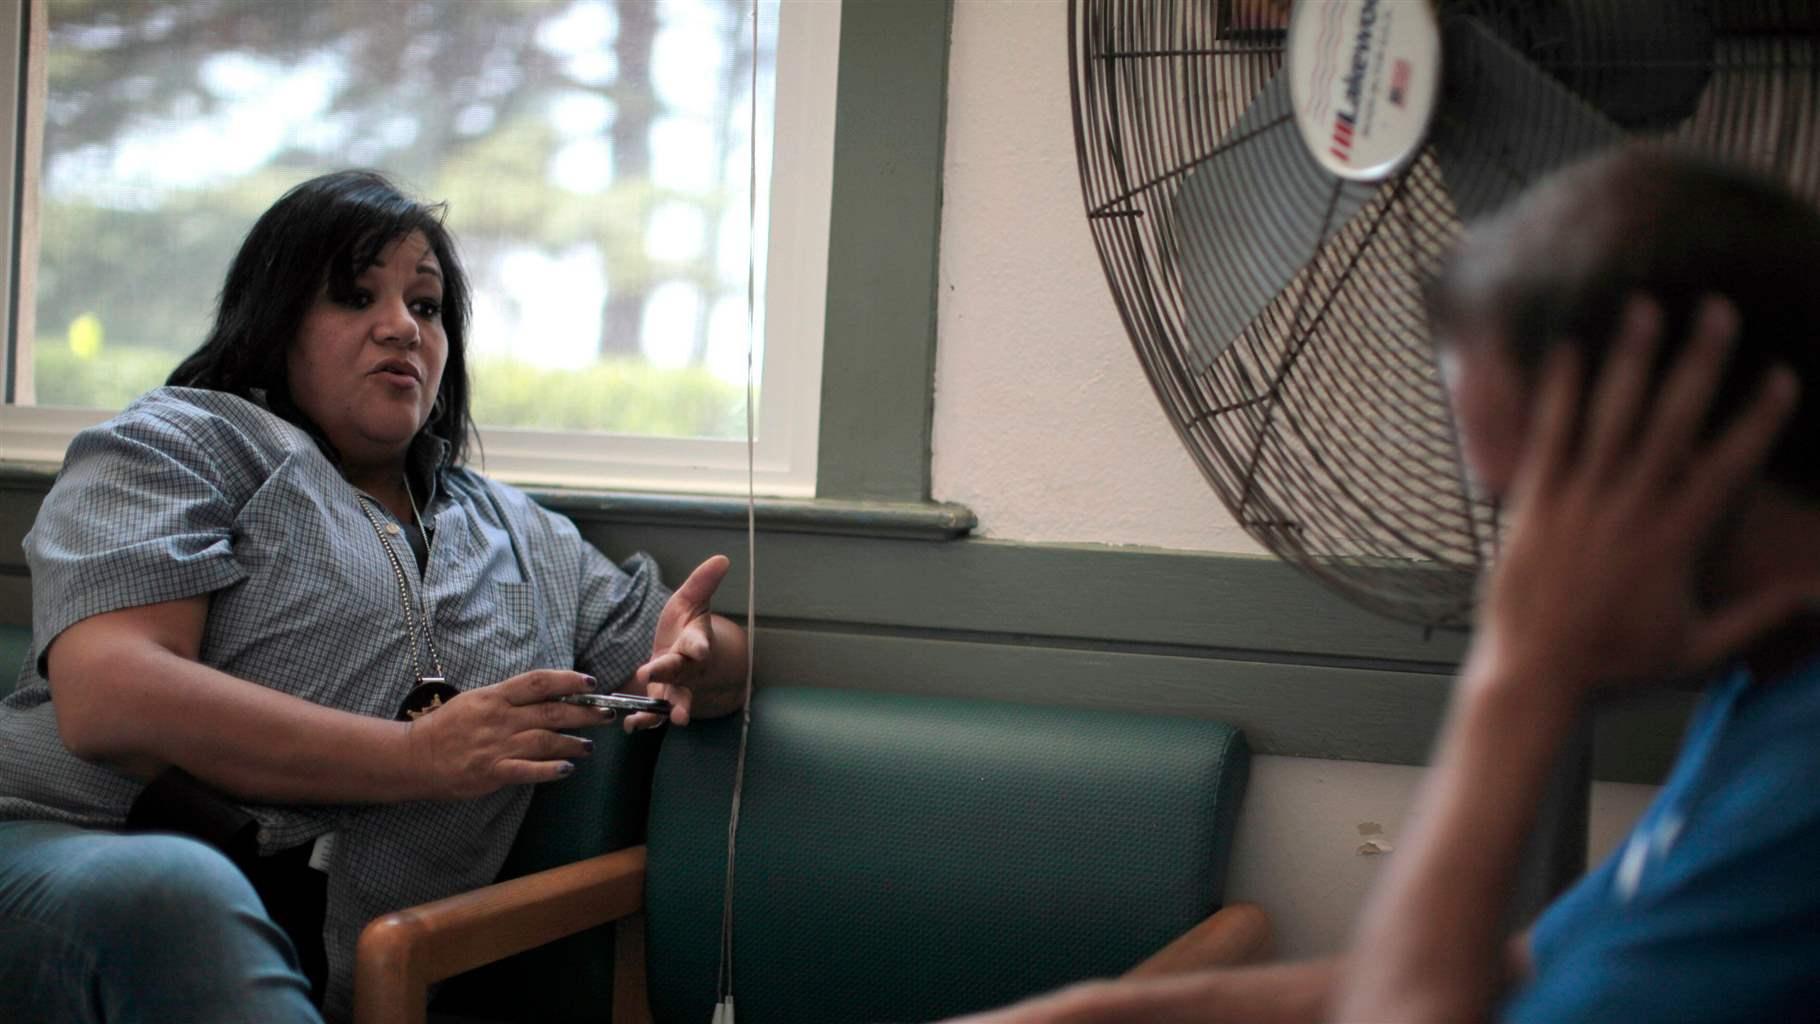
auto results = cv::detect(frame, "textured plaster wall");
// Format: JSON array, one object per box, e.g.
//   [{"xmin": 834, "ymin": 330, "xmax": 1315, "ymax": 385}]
[
  {"xmin": 929, "ymin": 0, "xmax": 1656, "ymax": 958},
  {"xmin": 1225, "ymin": 756, "xmax": 1660, "ymax": 957},
  {"xmin": 930, "ymin": 0, "xmax": 1264, "ymax": 555}
]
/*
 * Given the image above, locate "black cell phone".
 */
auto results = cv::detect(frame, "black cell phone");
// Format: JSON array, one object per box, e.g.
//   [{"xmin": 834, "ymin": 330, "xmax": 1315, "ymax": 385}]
[{"xmin": 557, "ymin": 692, "xmax": 674, "ymax": 716}]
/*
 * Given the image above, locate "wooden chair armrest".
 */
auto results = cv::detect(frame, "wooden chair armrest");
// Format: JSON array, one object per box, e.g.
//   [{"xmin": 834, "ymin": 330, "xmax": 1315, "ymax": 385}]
[
  {"xmin": 354, "ymin": 844, "xmax": 648, "ymax": 1024},
  {"xmin": 1124, "ymin": 902, "xmax": 1273, "ymax": 978}
]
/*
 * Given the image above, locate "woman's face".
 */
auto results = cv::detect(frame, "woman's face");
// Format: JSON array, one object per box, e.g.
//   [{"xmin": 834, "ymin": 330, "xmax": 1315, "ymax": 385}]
[{"xmin": 287, "ymin": 231, "xmax": 448, "ymax": 480}]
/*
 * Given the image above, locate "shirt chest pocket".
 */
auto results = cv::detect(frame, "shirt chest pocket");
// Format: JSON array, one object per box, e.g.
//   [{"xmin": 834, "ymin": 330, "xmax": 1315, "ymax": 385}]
[
  {"xmin": 419, "ymin": 504, "xmax": 560, "ymax": 685},
  {"xmin": 227, "ymin": 457, "xmax": 402, "ymax": 637},
  {"xmin": 433, "ymin": 579, "xmax": 556, "ymax": 686}
]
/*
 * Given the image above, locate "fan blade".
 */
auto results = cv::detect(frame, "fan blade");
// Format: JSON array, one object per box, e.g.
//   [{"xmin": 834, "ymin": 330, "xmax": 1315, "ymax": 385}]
[
  {"xmin": 1431, "ymin": 15, "xmax": 1624, "ymax": 225},
  {"xmin": 1464, "ymin": 1, "xmax": 1713, "ymax": 134},
  {"xmin": 1177, "ymin": 71, "xmax": 1378, "ymax": 375}
]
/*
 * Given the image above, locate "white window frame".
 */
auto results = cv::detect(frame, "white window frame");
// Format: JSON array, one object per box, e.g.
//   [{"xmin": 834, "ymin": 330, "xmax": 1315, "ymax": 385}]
[{"xmin": 0, "ymin": 0, "xmax": 837, "ymax": 499}]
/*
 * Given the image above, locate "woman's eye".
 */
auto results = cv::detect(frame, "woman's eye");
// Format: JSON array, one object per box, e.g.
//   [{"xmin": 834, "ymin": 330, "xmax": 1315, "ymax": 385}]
[
  {"xmin": 338, "ymin": 289, "xmax": 372, "ymax": 310},
  {"xmin": 412, "ymin": 298, "xmax": 442, "ymax": 320}
]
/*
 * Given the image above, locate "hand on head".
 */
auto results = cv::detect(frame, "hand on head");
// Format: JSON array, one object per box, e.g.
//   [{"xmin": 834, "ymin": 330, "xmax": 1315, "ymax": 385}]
[{"xmin": 1470, "ymin": 293, "xmax": 1808, "ymax": 704}]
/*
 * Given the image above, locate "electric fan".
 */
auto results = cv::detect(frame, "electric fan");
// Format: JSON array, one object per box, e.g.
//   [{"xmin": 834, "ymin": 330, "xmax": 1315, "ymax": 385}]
[{"xmin": 1069, "ymin": 0, "xmax": 1820, "ymax": 627}]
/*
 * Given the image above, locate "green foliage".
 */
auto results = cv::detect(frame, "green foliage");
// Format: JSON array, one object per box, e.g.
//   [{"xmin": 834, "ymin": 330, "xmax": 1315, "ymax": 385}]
[
  {"xmin": 34, "ymin": 341, "xmax": 748, "ymax": 440},
  {"xmin": 33, "ymin": 0, "xmax": 764, "ymax": 435},
  {"xmin": 470, "ymin": 356, "xmax": 747, "ymax": 438},
  {"xmin": 34, "ymin": 338, "xmax": 179, "ymax": 409}
]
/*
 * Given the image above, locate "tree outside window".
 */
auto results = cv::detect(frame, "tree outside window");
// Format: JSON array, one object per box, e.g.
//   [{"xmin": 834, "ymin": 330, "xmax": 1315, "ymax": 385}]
[{"xmin": 30, "ymin": 0, "xmax": 776, "ymax": 441}]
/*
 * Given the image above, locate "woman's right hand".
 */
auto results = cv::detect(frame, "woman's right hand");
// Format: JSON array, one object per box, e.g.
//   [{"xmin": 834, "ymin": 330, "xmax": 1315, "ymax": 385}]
[{"xmin": 401, "ymin": 669, "xmax": 613, "ymax": 800}]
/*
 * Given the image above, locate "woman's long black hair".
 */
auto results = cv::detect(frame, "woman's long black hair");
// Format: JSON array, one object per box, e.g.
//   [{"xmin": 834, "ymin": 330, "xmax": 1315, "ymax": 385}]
[{"xmin": 168, "ymin": 169, "xmax": 474, "ymax": 467}]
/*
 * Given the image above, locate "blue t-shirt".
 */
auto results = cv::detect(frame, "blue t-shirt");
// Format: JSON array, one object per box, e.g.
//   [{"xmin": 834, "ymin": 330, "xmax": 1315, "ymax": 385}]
[{"xmin": 1503, "ymin": 656, "xmax": 1820, "ymax": 1022}]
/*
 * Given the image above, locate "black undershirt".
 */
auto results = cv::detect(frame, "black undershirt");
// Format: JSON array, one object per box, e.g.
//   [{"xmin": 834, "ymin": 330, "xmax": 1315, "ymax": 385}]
[{"xmin": 402, "ymin": 515, "xmax": 433, "ymax": 573}]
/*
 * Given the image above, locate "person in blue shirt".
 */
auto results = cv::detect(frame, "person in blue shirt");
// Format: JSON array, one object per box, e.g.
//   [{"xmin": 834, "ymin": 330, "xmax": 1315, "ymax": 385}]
[{"xmin": 962, "ymin": 149, "xmax": 1820, "ymax": 1023}]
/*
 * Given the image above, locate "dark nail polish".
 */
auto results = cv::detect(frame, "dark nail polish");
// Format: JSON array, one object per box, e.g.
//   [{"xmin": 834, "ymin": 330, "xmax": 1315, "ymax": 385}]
[
  {"xmin": 581, "ymin": 739, "xmax": 595, "ymax": 753},
  {"xmin": 558, "ymin": 761, "xmax": 575, "ymax": 776},
  {"xmin": 583, "ymin": 675, "xmax": 598, "ymax": 690}
]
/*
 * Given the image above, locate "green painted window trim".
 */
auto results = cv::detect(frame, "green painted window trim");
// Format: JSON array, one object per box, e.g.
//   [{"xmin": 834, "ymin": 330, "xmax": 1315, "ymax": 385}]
[
  {"xmin": 813, "ymin": 0, "xmax": 952, "ymax": 502},
  {"xmin": 531, "ymin": 490, "xmax": 974, "ymax": 540},
  {"xmin": 529, "ymin": 0, "xmax": 957, "ymax": 508}
]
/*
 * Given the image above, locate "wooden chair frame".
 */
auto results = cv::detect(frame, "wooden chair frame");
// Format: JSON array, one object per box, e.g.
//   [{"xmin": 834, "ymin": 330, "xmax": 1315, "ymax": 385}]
[{"xmin": 354, "ymin": 844, "xmax": 1270, "ymax": 1024}]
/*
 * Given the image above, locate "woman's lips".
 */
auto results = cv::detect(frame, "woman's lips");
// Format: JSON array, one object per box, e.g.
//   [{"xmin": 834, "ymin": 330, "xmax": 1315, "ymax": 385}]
[{"xmin": 372, "ymin": 365, "xmax": 421, "ymax": 388}]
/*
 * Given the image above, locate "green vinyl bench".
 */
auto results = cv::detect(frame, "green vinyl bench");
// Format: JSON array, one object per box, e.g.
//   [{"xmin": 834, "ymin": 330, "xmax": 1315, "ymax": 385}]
[{"xmin": 366, "ymin": 686, "xmax": 1257, "ymax": 1024}]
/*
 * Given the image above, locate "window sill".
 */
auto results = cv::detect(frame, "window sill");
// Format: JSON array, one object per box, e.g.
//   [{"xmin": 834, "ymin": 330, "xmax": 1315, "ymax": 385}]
[
  {"xmin": 530, "ymin": 488, "xmax": 975, "ymax": 541},
  {"xmin": 0, "ymin": 462, "xmax": 975, "ymax": 542}
]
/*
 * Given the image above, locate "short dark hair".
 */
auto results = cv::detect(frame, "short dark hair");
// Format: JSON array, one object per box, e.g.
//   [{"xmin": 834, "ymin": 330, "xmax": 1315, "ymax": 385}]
[
  {"xmin": 1427, "ymin": 147, "xmax": 1820, "ymax": 497},
  {"xmin": 168, "ymin": 169, "xmax": 474, "ymax": 467}
]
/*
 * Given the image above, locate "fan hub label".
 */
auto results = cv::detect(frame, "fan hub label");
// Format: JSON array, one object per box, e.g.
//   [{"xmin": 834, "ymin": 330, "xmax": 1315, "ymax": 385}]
[{"xmin": 1288, "ymin": 0, "xmax": 1440, "ymax": 181}]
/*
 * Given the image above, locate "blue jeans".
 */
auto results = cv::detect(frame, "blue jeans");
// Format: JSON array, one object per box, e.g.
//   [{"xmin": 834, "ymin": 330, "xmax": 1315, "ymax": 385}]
[{"xmin": 0, "ymin": 820, "xmax": 322, "ymax": 1023}]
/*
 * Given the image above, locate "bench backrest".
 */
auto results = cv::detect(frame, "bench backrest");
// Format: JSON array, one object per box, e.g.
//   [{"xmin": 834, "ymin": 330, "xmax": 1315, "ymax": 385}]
[{"xmin": 643, "ymin": 686, "xmax": 1250, "ymax": 1024}]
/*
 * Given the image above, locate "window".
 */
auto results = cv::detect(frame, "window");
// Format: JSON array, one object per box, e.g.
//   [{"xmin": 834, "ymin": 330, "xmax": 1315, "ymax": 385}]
[{"xmin": 0, "ymin": 0, "xmax": 836, "ymax": 496}]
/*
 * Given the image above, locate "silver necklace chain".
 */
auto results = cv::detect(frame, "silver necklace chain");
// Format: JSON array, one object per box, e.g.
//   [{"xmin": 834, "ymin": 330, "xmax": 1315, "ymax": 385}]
[{"xmin": 356, "ymin": 474, "xmax": 446, "ymax": 684}]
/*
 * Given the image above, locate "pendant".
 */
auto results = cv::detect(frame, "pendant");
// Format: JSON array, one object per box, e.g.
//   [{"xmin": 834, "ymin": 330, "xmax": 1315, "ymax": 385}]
[{"xmin": 396, "ymin": 677, "xmax": 459, "ymax": 722}]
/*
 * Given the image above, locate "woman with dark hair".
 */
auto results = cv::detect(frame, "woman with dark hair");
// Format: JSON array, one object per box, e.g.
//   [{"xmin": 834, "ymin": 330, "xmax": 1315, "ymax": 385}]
[
  {"xmin": 0, "ymin": 170, "xmax": 748, "ymax": 1023},
  {"xmin": 168, "ymin": 169, "xmax": 479, "ymax": 467}
]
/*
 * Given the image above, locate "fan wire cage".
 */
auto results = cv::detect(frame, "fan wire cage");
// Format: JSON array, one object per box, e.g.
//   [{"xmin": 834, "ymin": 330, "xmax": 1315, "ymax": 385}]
[{"xmin": 1069, "ymin": 0, "xmax": 1820, "ymax": 629}]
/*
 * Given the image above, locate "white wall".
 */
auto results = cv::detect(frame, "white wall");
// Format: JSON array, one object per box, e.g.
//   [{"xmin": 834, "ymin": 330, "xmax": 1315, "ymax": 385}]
[
  {"xmin": 930, "ymin": 0, "xmax": 1655, "ymax": 957},
  {"xmin": 1225, "ymin": 756, "xmax": 1659, "ymax": 957},
  {"xmin": 929, "ymin": 0, "xmax": 1264, "ymax": 555}
]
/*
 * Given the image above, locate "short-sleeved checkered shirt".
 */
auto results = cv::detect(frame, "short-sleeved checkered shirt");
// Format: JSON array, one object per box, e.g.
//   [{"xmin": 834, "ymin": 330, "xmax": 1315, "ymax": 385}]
[{"xmin": 0, "ymin": 387, "xmax": 669, "ymax": 1018}]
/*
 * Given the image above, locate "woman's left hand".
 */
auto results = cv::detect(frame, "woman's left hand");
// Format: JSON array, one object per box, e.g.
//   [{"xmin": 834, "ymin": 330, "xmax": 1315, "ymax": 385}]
[{"xmin": 625, "ymin": 554, "xmax": 732, "ymax": 730}]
